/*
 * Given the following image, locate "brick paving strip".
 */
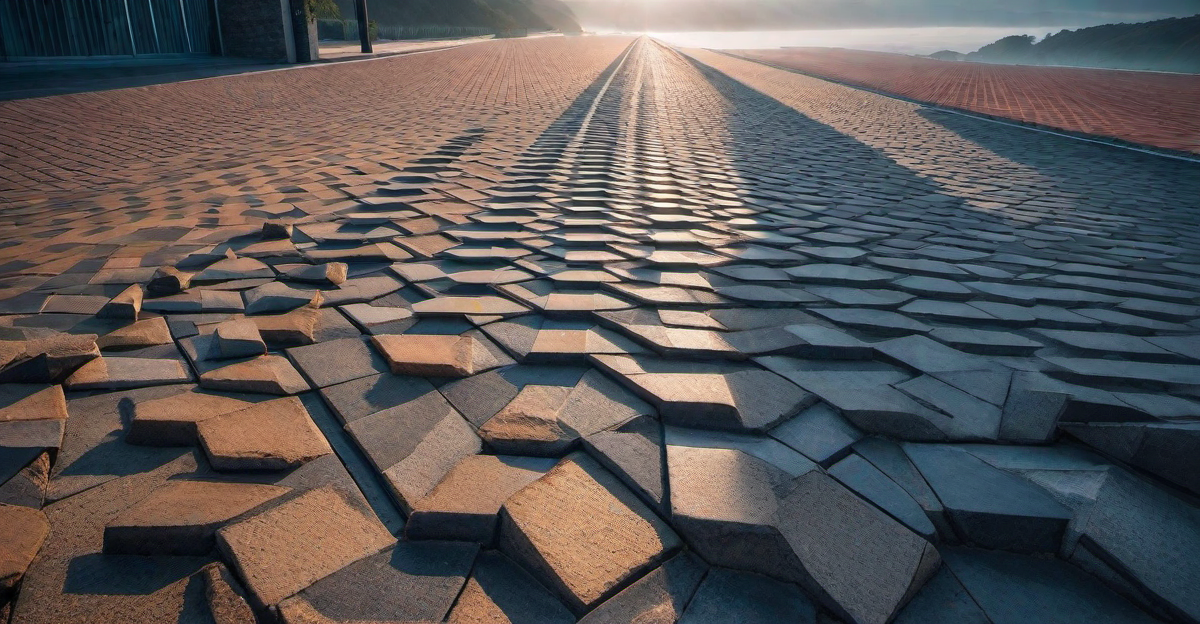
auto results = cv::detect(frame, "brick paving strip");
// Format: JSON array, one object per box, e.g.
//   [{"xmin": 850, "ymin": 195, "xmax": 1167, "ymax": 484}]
[
  {"xmin": 1, "ymin": 35, "xmax": 1200, "ymax": 624},
  {"xmin": 731, "ymin": 47, "xmax": 1200, "ymax": 154}
]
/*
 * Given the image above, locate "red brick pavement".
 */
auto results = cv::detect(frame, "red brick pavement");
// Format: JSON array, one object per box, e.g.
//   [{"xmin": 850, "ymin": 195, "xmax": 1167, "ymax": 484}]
[{"xmin": 732, "ymin": 48, "xmax": 1200, "ymax": 154}]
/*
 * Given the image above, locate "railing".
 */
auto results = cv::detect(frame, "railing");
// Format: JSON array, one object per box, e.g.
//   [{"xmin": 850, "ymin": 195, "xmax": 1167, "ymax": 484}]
[{"xmin": 0, "ymin": 0, "xmax": 216, "ymax": 59}]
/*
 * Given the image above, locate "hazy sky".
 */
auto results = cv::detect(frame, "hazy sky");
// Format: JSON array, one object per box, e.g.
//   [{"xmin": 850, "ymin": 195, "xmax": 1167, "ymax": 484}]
[{"xmin": 565, "ymin": 0, "xmax": 1200, "ymax": 31}]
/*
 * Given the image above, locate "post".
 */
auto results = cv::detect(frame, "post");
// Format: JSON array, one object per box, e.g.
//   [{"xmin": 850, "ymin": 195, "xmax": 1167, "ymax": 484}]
[{"xmin": 355, "ymin": 0, "xmax": 370, "ymax": 53}]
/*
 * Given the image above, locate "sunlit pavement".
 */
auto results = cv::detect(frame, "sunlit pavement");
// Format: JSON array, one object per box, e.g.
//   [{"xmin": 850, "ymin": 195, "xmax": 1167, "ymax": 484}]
[{"xmin": 1, "ymin": 36, "xmax": 1199, "ymax": 624}]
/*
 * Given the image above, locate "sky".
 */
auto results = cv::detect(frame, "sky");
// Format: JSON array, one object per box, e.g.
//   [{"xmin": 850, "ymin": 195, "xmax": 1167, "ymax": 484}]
[{"xmin": 563, "ymin": 0, "xmax": 1200, "ymax": 31}]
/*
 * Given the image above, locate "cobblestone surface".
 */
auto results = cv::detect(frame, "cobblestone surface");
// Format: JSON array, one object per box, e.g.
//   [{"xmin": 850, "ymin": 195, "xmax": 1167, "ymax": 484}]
[
  {"xmin": 731, "ymin": 47, "xmax": 1200, "ymax": 154},
  {"xmin": 2, "ymin": 36, "xmax": 1200, "ymax": 624}
]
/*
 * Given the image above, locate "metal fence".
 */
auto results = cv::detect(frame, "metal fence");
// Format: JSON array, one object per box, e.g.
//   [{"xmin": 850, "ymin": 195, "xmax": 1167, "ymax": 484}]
[{"xmin": 0, "ymin": 0, "xmax": 217, "ymax": 59}]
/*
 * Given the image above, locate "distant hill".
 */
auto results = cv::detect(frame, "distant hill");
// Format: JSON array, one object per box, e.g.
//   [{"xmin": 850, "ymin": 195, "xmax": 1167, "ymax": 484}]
[
  {"xmin": 966, "ymin": 14, "xmax": 1200, "ymax": 72},
  {"xmin": 334, "ymin": 0, "xmax": 581, "ymax": 33}
]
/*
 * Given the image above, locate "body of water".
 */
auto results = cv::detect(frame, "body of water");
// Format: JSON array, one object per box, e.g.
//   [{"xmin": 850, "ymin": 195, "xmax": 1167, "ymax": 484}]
[{"xmin": 644, "ymin": 26, "xmax": 1084, "ymax": 55}]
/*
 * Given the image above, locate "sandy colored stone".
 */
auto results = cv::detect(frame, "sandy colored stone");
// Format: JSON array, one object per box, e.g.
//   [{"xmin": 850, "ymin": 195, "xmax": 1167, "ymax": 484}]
[
  {"xmin": 499, "ymin": 452, "xmax": 681, "ymax": 614},
  {"xmin": 147, "ymin": 266, "xmax": 193, "ymax": 295},
  {"xmin": 96, "ymin": 317, "xmax": 173, "ymax": 350},
  {"xmin": 0, "ymin": 504, "xmax": 49, "ymax": 598},
  {"xmin": 253, "ymin": 306, "xmax": 319, "ymax": 346},
  {"xmin": 199, "ymin": 354, "xmax": 309, "ymax": 395},
  {"xmin": 197, "ymin": 396, "xmax": 332, "ymax": 471},
  {"xmin": 216, "ymin": 485, "xmax": 395, "ymax": 609},
  {"xmin": 0, "ymin": 385, "xmax": 66, "ymax": 422},
  {"xmin": 64, "ymin": 356, "xmax": 191, "ymax": 390},
  {"xmin": 202, "ymin": 562, "xmax": 257, "ymax": 624},
  {"xmin": 407, "ymin": 454, "xmax": 555, "ymax": 542},
  {"xmin": 127, "ymin": 388, "xmax": 260, "ymax": 446},
  {"xmin": 104, "ymin": 480, "xmax": 290, "ymax": 555},
  {"xmin": 285, "ymin": 263, "xmax": 348, "ymax": 285},
  {"xmin": 371, "ymin": 333, "xmax": 508, "ymax": 377},
  {"xmin": 213, "ymin": 318, "xmax": 266, "ymax": 359},
  {"xmin": 96, "ymin": 284, "xmax": 143, "ymax": 320},
  {"xmin": 0, "ymin": 333, "xmax": 99, "ymax": 383},
  {"xmin": 447, "ymin": 550, "xmax": 575, "ymax": 624}
]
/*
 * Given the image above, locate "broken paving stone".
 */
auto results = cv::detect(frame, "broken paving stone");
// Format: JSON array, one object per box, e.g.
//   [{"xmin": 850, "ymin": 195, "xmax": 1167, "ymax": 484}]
[
  {"xmin": 499, "ymin": 452, "xmax": 681, "ymax": 614},
  {"xmin": 146, "ymin": 266, "xmax": 193, "ymax": 295},
  {"xmin": 1062, "ymin": 421, "xmax": 1200, "ymax": 497},
  {"xmin": 0, "ymin": 503, "xmax": 49, "ymax": 599},
  {"xmin": 579, "ymin": 552, "xmax": 707, "ymax": 624},
  {"xmin": 127, "ymin": 388, "xmax": 262, "ymax": 446},
  {"xmin": 284, "ymin": 262, "xmax": 348, "ymax": 286},
  {"xmin": 262, "ymin": 221, "xmax": 294, "ymax": 240},
  {"xmin": 0, "ymin": 332, "xmax": 99, "ymax": 383},
  {"xmin": 197, "ymin": 396, "xmax": 332, "ymax": 471},
  {"xmin": 893, "ymin": 566, "xmax": 989, "ymax": 624},
  {"xmin": 339, "ymin": 303, "xmax": 416, "ymax": 335},
  {"xmin": 829, "ymin": 453, "xmax": 938, "ymax": 541},
  {"xmin": 0, "ymin": 384, "xmax": 67, "ymax": 422},
  {"xmin": 0, "ymin": 451, "xmax": 50, "ymax": 508},
  {"xmin": 942, "ymin": 547, "xmax": 1160, "ymax": 624},
  {"xmin": 103, "ymin": 480, "xmax": 290, "ymax": 555},
  {"xmin": 0, "ymin": 419, "xmax": 64, "ymax": 451},
  {"xmin": 479, "ymin": 369, "xmax": 652, "ymax": 456},
  {"xmin": 194, "ymin": 256, "xmax": 274, "ymax": 282},
  {"xmin": 344, "ymin": 386, "xmax": 480, "ymax": 513},
  {"xmin": 370, "ymin": 332, "xmax": 513, "ymax": 377},
  {"xmin": 96, "ymin": 317, "xmax": 172, "ymax": 350},
  {"xmin": 447, "ymin": 550, "xmax": 576, "ymax": 624},
  {"xmin": 678, "ymin": 568, "xmax": 817, "ymax": 624},
  {"xmin": 582, "ymin": 414, "xmax": 667, "ymax": 514},
  {"xmin": 199, "ymin": 354, "xmax": 310, "ymax": 395},
  {"xmin": 928, "ymin": 327, "xmax": 1044, "ymax": 356},
  {"xmin": 591, "ymin": 354, "xmax": 813, "ymax": 432},
  {"xmin": 768, "ymin": 402, "xmax": 863, "ymax": 467},
  {"xmin": 213, "ymin": 318, "xmax": 266, "ymax": 359},
  {"xmin": 999, "ymin": 372, "xmax": 1068, "ymax": 444},
  {"xmin": 287, "ymin": 337, "xmax": 387, "ymax": 388},
  {"xmin": 252, "ymin": 306, "xmax": 319, "ymax": 346},
  {"xmin": 96, "ymin": 284, "xmax": 143, "ymax": 320},
  {"xmin": 406, "ymin": 454, "xmax": 555, "ymax": 542},
  {"xmin": 281, "ymin": 540, "xmax": 478, "ymax": 624},
  {"xmin": 202, "ymin": 562, "xmax": 257, "ymax": 624},
  {"xmin": 244, "ymin": 281, "xmax": 323, "ymax": 315},
  {"xmin": 411, "ymin": 295, "xmax": 528, "ymax": 317},
  {"xmin": 903, "ymin": 443, "xmax": 1071, "ymax": 552},
  {"xmin": 64, "ymin": 356, "xmax": 191, "ymax": 391},
  {"xmin": 216, "ymin": 485, "xmax": 395, "ymax": 609}
]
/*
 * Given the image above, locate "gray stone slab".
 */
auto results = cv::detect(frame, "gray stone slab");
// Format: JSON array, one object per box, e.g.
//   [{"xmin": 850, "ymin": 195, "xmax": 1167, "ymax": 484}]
[
  {"xmin": 830, "ymin": 453, "xmax": 938, "ymax": 540},
  {"xmin": 768, "ymin": 402, "xmax": 863, "ymax": 467},
  {"xmin": 578, "ymin": 552, "xmax": 707, "ymax": 624},
  {"xmin": 406, "ymin": 454, "xmax": 555, "ymax": 542},
  {"xmin": 287, "ymin": 337, "xmax": 387, "ymax": 389},
  {"xmin": 446, "ymin": 550, "xmax": 575, "ymax": 624},
  {"xmin": 678, "ymin": 568, "xmax": 817, "ymax": 624}
]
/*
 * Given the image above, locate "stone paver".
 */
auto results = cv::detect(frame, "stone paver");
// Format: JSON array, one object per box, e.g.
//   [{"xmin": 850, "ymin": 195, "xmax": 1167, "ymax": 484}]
[{"xmin": 0, "ymin": 33, "xmax": 1197, "ymax": 624}]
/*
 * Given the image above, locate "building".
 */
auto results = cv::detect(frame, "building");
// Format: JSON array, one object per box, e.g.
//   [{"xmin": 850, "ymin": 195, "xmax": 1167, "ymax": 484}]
[{"xmin": 0, "ymin": 0, "xmax": 337, "ymax": 63}]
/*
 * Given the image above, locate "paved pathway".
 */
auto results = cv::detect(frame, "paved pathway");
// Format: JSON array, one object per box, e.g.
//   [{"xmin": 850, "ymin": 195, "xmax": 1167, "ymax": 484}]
[
  {"xmin": 733, "ymin": 47, "xmax": 1200, "ymax": 154},
  {"xmin": 2, "ymin": 36, "xmax": 1199, "ymax": 624}
]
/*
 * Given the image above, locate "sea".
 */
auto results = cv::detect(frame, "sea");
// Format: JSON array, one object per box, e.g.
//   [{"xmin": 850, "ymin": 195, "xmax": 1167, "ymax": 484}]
[{"xmin": 639, "ymin": 26, "xmax": 1086, "ymax": 55}]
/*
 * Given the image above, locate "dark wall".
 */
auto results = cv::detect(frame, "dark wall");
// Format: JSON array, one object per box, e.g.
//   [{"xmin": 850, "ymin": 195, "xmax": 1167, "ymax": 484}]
[{"xmin": 218, "ymin": 0, "xmax": 292, "ymax": 61}]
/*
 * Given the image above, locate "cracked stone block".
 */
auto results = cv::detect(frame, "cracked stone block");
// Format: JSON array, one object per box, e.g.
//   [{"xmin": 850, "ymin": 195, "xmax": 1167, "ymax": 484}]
[
  {"xmin": 768, "ymin": 402, "xmax": 862, "ymax": 467},
  {"xmin": 678, "ymin": 568, "xmax": 817, "ymax": 624},
  {"xmin": 0, "ymin": 450, "xmax": 49, "ymax": 508},
  {"xmin": 344, "ymin": 387, "xmax": 480, "ymax": 513},
  {"xmin": 1068, "ymin": 468, "xmax": 1200, "ymax": 622},
  {"xmin": 370, "ymin": 332, "xmax": 513, "ymax": 377},
  {"xmin": 411, "ymin": 295, "xmax": 528, "ymax": 317},
  {"xmin": 197, "ymin": 396, "xmax": 332, "ymax": 471},
  {"xmin": 199, "ymin": 355, "xmax": 310, "ymax": 395},
  {"xmin": 287, "ymin": 338, "xmax": 388, "ymax": 389},
  {"xmin": 127, "ymin": 388, "xmax": 263, "ymax": 446},
  {"xmin": 498, "ymin": 452, "xmax": 681, "ymax": 614},
  {"xmin": 94, "ymin": 285, "xmax": 143, "ymax": 320},
  {"xmin": 202, "ymin": 562, "xmax": 257, "ymax": 624},
  {"xmin": 194, "ymin": 256, "xmax": 274, "ymax": 282},
  {"xmin": 147, "ymin": 266, "xmax": 193, "ymax": 295},
  {"xmin": 592, "ymin": 354, "xmax": 813, "ymax": 432},
  {"xmin": 64, "ymin": 356, "xmax": 191, "ymax": 391},
  {"xmin": 999, "ymin": 372, "xmax": 1068, "ymax": 443},
  {"xmin": 104, "ymin": 480, "xmax": 290, "ymax": 555},
  {"xmin": 829, "ymin": 453, "xmax": 938, "ymax": 541},
  {"xmin": 280, "ymin": 541, "xmax": 477, "ymax": 624},
  {"xmin": 943, "ymin": 547, "xmax": 1159, "ymax": 624},
  {"xmin": 216, "ymin": 485, "xmax": 395, "ymax": 609},
  {"xmin": 96, "ymin": 317, "xmax": 173, "ymax": 351},
  {"xmin": 447, "ymin": 550, "xmax": 575, "ymax": 624},
  {"xmin": 0, "ymin": 385, "xmax": 67, "ymax": 423},
  {"xmin": 0, "ymin": 332, "xmax": 99, "ymax": 383},
  {"xmin": 0, "ymin": 503, "xmax": 49, "ymax": 600},
  {"xmin": 581, "ymin": 414, "xmax": 667, "ymax": 515},
  {"xmin": 244, "ymin": 282, "xmax": 323, "ymax": 315},
  {"xmin": 893, "ymin": 566, "xmax": 989, "ymax": 624},
  {"xmin": 213, "ymin": 319, "xmax": 266, "ymax": 359},
  {"xmin": 479, "ymin": 369, "xmax": 652, "ymax": 456},
  {"xmin": 284, "ymin": 263, "xmax": 347, "ymax": 286},
  {"xmin": 252, "ymin": 306, "xmax": 320, "ymax": 346},
  {"xmin": 406, "ymin": 454, "xmax": 555, "ymax": 542},
  {"xmin": 1064, "ymin": 422, "xmax": 1200, "ymax": 496},
  {"xmin": 904, "ymin": 443, "xmax": 1072, "ymax": 552},
  {"xmin": 262, "ymin": 222, "xmax": 294, "ymax": 240},
  {"xmin": 579, "ymin": 552, "xmax": 707, "ymax": 624}
]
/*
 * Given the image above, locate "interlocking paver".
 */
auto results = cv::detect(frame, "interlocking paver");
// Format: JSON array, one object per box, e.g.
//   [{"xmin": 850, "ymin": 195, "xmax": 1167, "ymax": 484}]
[{"xmin": 1, "ymin": 33, "xmax": 1198, "ymax": 624}]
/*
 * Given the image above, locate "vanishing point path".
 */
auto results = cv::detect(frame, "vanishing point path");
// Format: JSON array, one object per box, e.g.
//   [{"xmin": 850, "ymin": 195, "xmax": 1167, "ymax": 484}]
[{"xmin": 1, "ymin": 36, "xmax": 1200, "ymax": 624}]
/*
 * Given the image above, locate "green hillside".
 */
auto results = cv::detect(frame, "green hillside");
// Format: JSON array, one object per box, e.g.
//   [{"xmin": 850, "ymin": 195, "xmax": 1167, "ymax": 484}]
[{"xmin": 333, "ymin": 0, "xmax": 581, "ymax": 33}]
